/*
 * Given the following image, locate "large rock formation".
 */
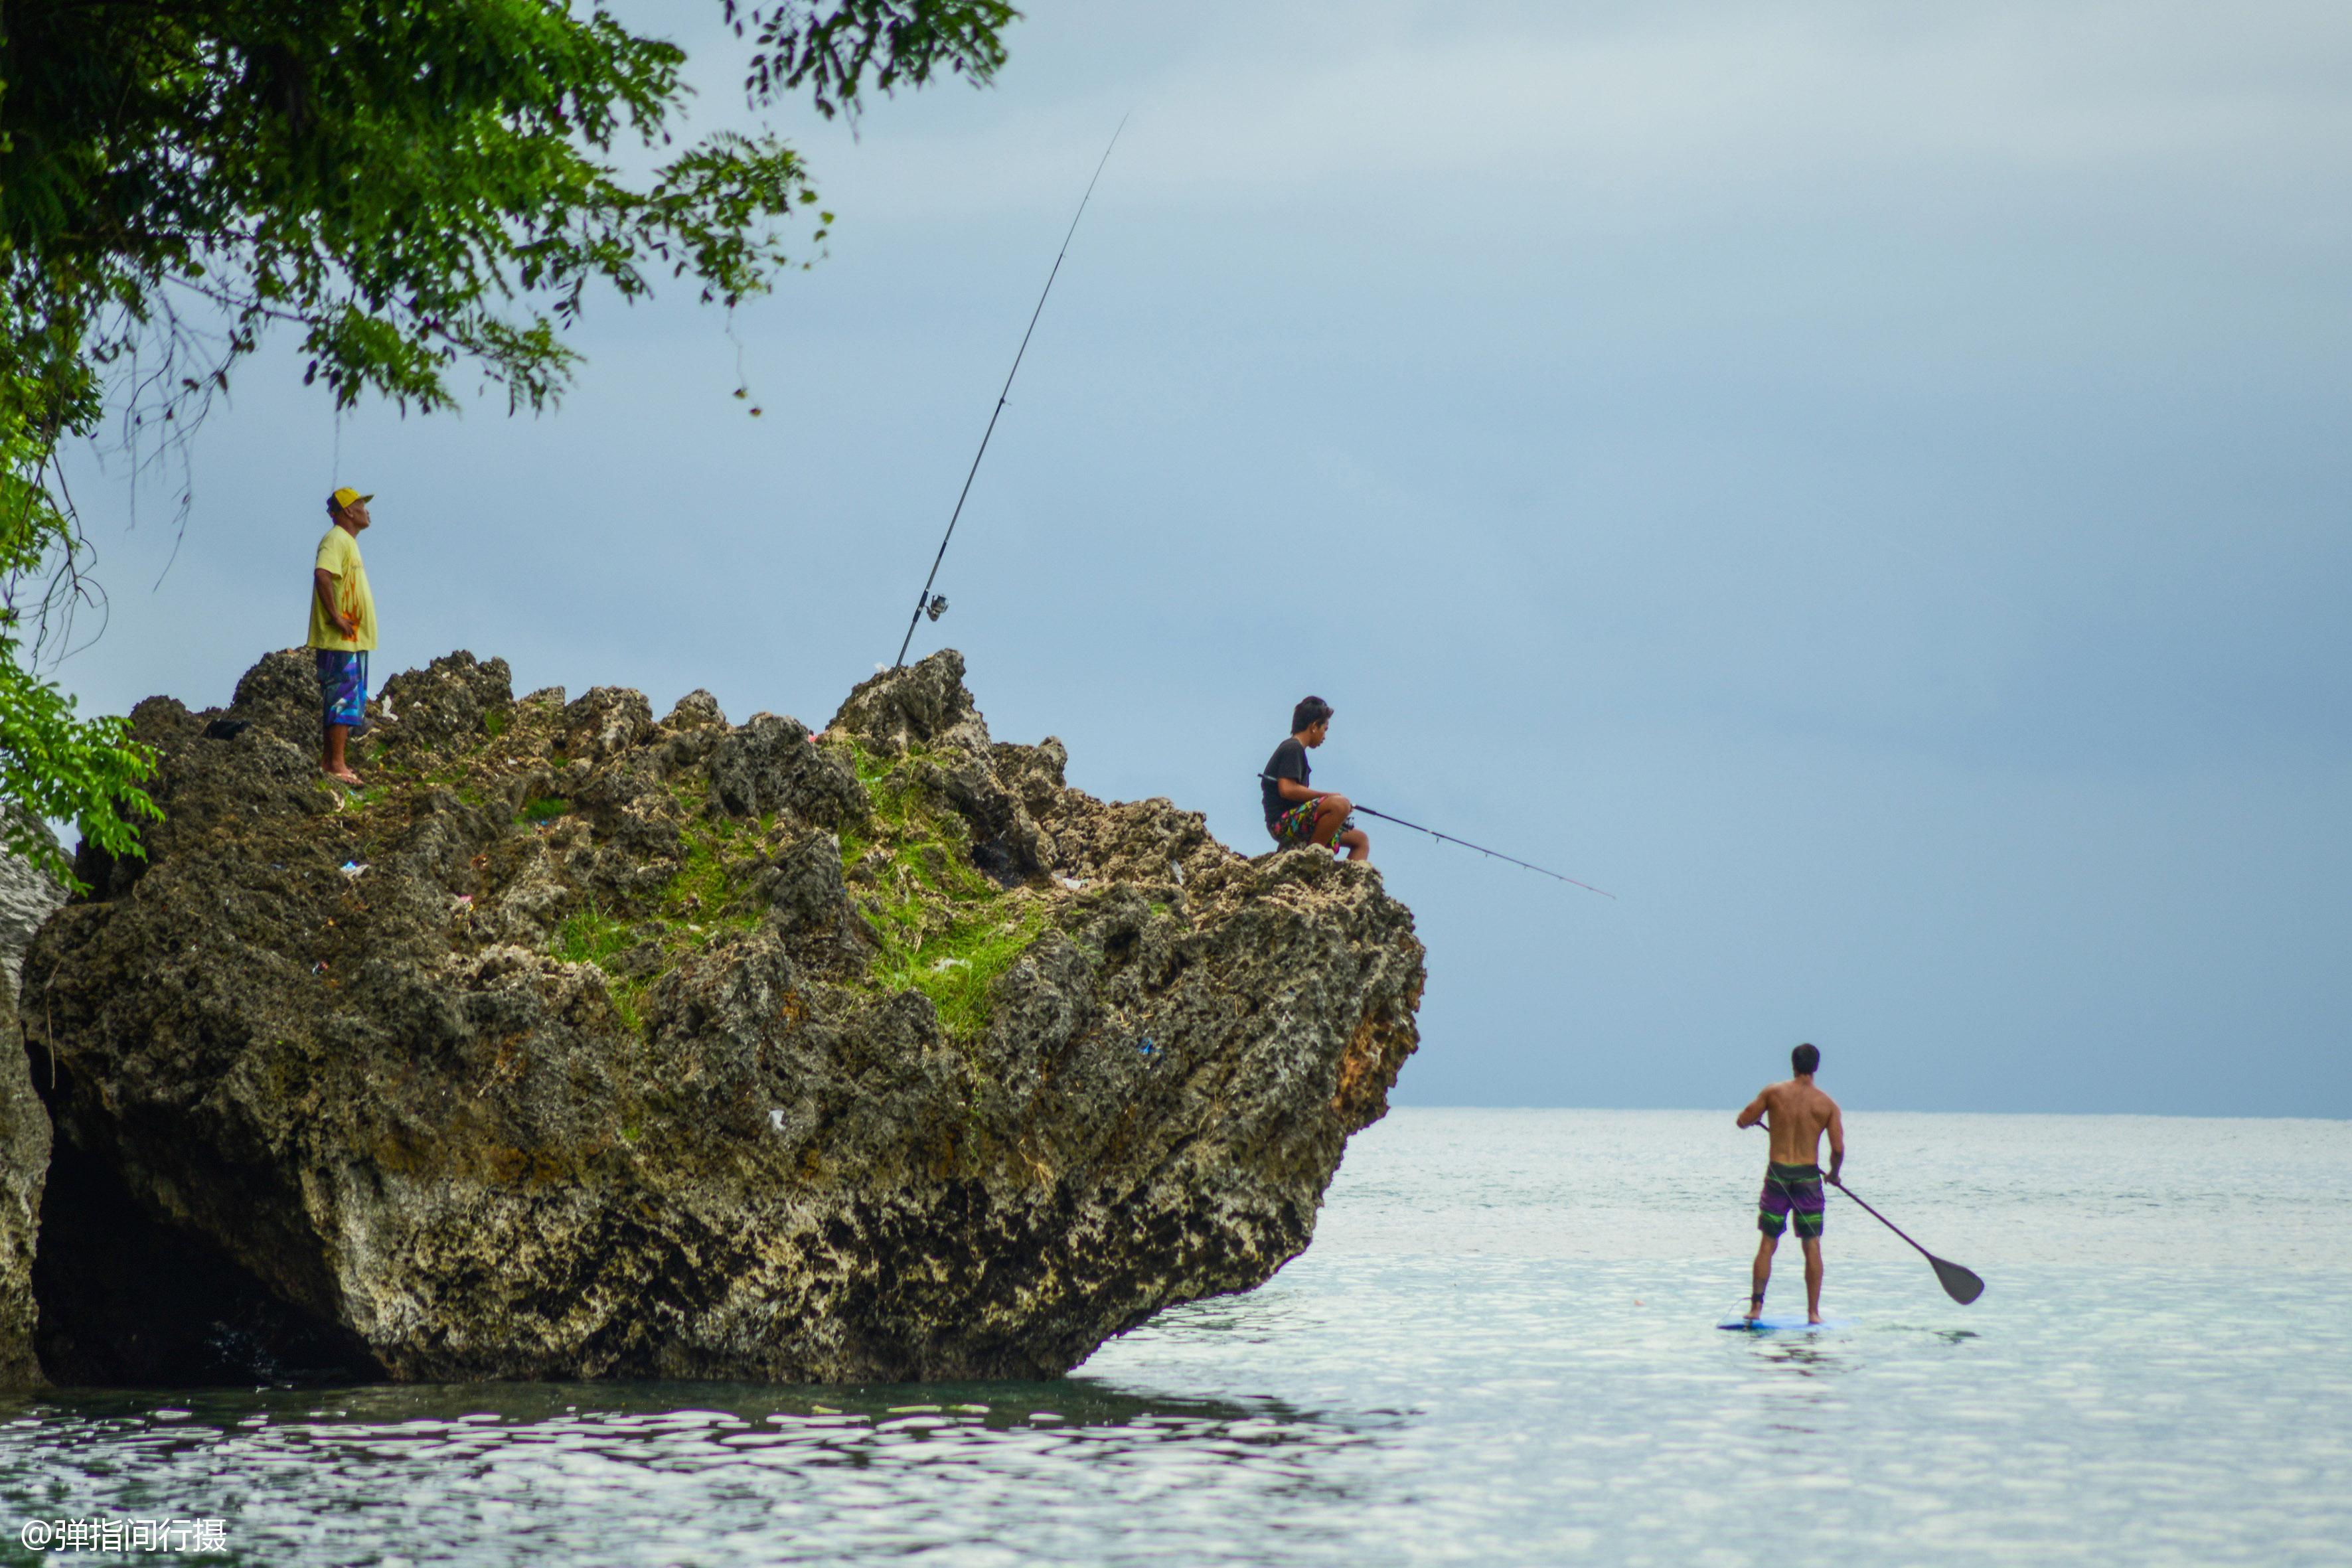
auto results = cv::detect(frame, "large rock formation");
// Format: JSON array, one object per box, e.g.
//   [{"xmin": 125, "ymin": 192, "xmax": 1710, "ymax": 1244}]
[
  {"xmin": 0, "ymin": 968, "xmax": 48, "ymax": 1387},
  {"xmin": 27, "ymin": 649, "xmax": 1423, "ymax": 1385},
  {"xmin": 0, "ymin": 826, "xmax": 64, "ymax": 1387}
]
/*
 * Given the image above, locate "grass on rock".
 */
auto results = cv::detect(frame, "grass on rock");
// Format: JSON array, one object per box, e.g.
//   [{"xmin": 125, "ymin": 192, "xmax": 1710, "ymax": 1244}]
[
  {"xmin": 552, "ymin": 903, "xmax": 633, "ymax": 967},
  {"xmin": 872, "ymin": 903, "xmax": 1050, "ymax": 1038},
  {"xmin": 349, "ymin": 705, "xmax": 1052, "ymax": 1045},
  {"xmin": 827, "ymin": 736, "xmax": 1051, "ymax": 1040}
]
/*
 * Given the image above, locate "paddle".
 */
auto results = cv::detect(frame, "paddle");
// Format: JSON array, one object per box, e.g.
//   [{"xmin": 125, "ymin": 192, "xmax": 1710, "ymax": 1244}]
[{"xmin": 1829, "ymin": 1178, "xmax": 1985, "ymax": 1305}]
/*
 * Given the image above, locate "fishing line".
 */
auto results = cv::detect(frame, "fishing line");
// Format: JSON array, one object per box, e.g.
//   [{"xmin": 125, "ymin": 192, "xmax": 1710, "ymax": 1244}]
[
  {"xmin": 893, "ymin": 116, "xmax": 1128, "ymax": 669},
  {"xmin": 726, "ymin": 308, "xmax": 762, "ymax": 417}
]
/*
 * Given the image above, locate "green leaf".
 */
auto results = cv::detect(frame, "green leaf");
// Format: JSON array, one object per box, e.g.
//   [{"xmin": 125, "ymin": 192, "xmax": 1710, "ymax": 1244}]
[{"xmin": 0, "ymin": 0, "xmax": 1018, "ymax": 877}]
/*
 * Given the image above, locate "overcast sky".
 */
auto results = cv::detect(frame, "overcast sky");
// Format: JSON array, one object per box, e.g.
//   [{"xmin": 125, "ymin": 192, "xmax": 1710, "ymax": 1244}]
[{"xmin": 52, "ymin": 1, "xmax": 2351, "ymax": 1116}]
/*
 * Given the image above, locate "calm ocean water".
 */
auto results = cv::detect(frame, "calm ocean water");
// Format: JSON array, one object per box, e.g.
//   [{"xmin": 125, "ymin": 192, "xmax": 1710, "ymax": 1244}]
[{"xmin": 5, "ymin": 1109, "xmax": 2349, "ymax": 1566}]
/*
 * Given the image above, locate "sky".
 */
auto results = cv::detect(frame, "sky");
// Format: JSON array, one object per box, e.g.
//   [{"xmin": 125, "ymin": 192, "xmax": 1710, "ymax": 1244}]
[{"xmin": 47, "ymin": 0, "xmax": 2352, "ymax": 1117}]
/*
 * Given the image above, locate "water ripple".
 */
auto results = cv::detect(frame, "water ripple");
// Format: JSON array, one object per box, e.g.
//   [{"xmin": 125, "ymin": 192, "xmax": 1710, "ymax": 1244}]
[{"xmin": 3, "ymin": 1111, "xmax": 2347, "ymax": 1565}]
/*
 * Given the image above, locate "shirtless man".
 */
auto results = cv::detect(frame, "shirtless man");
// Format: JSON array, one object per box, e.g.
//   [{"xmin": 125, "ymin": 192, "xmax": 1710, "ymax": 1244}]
[{"xmin": 1735, "ymin": 1043, "xmax": 1845, "ymax": 1324}]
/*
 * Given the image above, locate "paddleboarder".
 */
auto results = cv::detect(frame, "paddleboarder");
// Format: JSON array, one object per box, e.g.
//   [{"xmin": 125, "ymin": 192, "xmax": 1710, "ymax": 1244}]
[
  {"xmin": 1262, "ymin": 697, "xmax": 1370, "ymax": 862},
  {"xmin": 1735, "ymin": 1044, "xmax": 1845, "ymax": 1324}
]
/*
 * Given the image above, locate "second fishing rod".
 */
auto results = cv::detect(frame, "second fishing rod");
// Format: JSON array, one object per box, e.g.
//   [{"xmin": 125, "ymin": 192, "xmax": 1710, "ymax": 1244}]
[{"xmin": 892, "ymin": 119, "xmax": 1127, "ymax": 670}]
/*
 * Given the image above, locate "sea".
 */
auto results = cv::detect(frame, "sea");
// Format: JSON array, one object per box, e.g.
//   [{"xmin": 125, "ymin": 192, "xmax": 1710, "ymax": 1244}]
[{"xmin": 4, "ymin": 1109, "xmax": 2349, "ymax": 1566}]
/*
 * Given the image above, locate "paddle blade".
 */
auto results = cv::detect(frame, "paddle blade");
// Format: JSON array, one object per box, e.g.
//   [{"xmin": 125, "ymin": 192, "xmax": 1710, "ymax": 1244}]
[{"xmin": 1931, "ymin": 1255, "xmax": 1986, "ymax": 1305}]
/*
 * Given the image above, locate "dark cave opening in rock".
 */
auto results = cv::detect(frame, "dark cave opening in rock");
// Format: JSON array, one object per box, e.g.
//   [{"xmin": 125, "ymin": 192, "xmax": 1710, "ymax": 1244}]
[{"xmin": 31, "ymin": 1057, "xmax": 382, "ymax": 1388}]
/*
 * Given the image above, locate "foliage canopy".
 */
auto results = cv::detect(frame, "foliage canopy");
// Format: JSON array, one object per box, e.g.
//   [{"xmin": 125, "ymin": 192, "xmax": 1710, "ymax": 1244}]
[{"xmin": 0, "ymin": 0, "xmax": 1016, "ymax": 885}]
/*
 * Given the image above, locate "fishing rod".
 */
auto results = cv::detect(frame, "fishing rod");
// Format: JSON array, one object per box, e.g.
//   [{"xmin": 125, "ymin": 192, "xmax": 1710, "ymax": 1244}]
[
  {"xmin": 1354, "ymin": 803, "xmax": 1616, "ymax": 899},
  {"xmin": 893, "ymin": 118, "xmax": 1128, "ymax": 669},
  {"xmin": 1259, "ymin": 776, "xmax": 1616, "ymax": 899}
]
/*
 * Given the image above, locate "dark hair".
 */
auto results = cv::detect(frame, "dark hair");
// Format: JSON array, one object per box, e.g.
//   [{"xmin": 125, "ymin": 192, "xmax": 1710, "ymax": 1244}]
[
  {"xmin": 1293, "ymin": 696, "xmax": 1334, "ymax": 734},
  {"xmin": 1792, "ymin": 1043, "xmax": 1820, "ymax": 1076}
]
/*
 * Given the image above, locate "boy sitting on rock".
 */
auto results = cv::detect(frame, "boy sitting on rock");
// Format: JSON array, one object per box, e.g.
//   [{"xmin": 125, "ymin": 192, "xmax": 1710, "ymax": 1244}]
[{"xmin": 1261, "ymin": 696, "xmax": 1370, "ymax": 862}]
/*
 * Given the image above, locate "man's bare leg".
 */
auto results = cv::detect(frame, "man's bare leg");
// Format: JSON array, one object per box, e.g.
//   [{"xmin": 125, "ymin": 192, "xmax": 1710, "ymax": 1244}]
[
  {"xmin": 1748, "ymin": 1233, "xmax": 1776, "ymax": 1322},
  {"xmin": 1801, "ymin": 1237, "xmax": 1824, "ymax": 1324},
  {"xmin": 322, "ymin": 724, "xmax": 360, "ymax": 785},
  {"xmin": 1309, "ymin": 795, "xmax": 1370, "ymax": 862}
]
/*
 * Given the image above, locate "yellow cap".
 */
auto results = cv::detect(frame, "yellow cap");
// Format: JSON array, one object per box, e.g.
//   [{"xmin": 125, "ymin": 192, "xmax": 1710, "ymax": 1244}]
[{"xmin": 328, "ymin": 486, "xmax": 374, "ymax": 512}]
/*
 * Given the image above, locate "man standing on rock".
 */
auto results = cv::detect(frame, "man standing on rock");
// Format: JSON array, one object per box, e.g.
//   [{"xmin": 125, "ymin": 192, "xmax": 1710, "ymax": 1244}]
[
  {"xmin": 309, "ymin": 486, "xmax": 378, "ymax": 785},
  {"xmin": 1262, "ymin": 696, "xmax": 1370, "ymax": 862},
  {"xmin": 1735, "ymin": 1043, "xmax": 1844, "ymax": 1324}
]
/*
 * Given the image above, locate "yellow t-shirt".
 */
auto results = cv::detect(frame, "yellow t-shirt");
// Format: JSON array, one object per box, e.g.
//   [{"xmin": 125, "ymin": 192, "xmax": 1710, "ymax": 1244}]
[{"xmin": 307, "ymin": 526, "xmax": 378, "ymax": 651}]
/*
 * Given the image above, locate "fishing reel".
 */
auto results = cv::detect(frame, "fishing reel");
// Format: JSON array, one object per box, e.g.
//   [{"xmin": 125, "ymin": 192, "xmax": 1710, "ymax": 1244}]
[{"xmin": 925, "ymin": 593, "xmax": 949, "ymax": 623}]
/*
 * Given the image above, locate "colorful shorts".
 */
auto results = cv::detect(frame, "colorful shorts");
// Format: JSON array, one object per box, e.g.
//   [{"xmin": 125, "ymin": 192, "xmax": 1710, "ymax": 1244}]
[
  {"xmin": 1758, "ymin": 1162, "xmax": 1825, "ymax": 1239},
  {"xmin": 316, "ymin": 649, "xmax": 369, "ymax": 732},
  {"xmin": 1269, "ymin": 796, "xmax": 1323, "ymax": 846}
]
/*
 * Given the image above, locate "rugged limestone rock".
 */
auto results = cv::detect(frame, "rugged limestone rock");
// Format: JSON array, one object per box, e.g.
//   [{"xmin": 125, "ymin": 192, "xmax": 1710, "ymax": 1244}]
[
  {"xmin": 0, "ymin": 967, "xmax": 47, "ymax": 1387},
  {"xmin": 0, "ymin": 826, "xmax": 63, "ymax": 1387},
  {"xmin": 29, "ymin": 649, "xmax": 1423, "ymax": 1385},
  {"xmin": 0, "ymin": 828, "xmax": 66, "ymax": 984}
]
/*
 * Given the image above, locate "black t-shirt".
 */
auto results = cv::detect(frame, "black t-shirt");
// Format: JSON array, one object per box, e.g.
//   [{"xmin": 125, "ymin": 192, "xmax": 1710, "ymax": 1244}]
[{"xmin": 1263, "ymin": 737, "xmax": 1310, "ymax": 827}]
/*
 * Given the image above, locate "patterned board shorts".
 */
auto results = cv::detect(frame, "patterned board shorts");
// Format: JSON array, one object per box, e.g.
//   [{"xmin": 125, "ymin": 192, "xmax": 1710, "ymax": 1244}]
[
  {"xmin": 1269, "ymin": 796, "xmax": 1324, "ymax": 846},
  {"xmin": 1759, "ymin": 1162, "xmax": 1826, "ymax": 1239},
  {"xmin": 316, "ymin": 649, "xmax": 369, "ymax": 733}
]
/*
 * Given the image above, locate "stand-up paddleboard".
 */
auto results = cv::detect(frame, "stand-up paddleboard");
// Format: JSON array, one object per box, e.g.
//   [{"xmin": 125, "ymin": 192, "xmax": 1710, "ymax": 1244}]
[{"xmin": 1717, "ymin": 1315, "xmax": 1852, "ymax": 1333}]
